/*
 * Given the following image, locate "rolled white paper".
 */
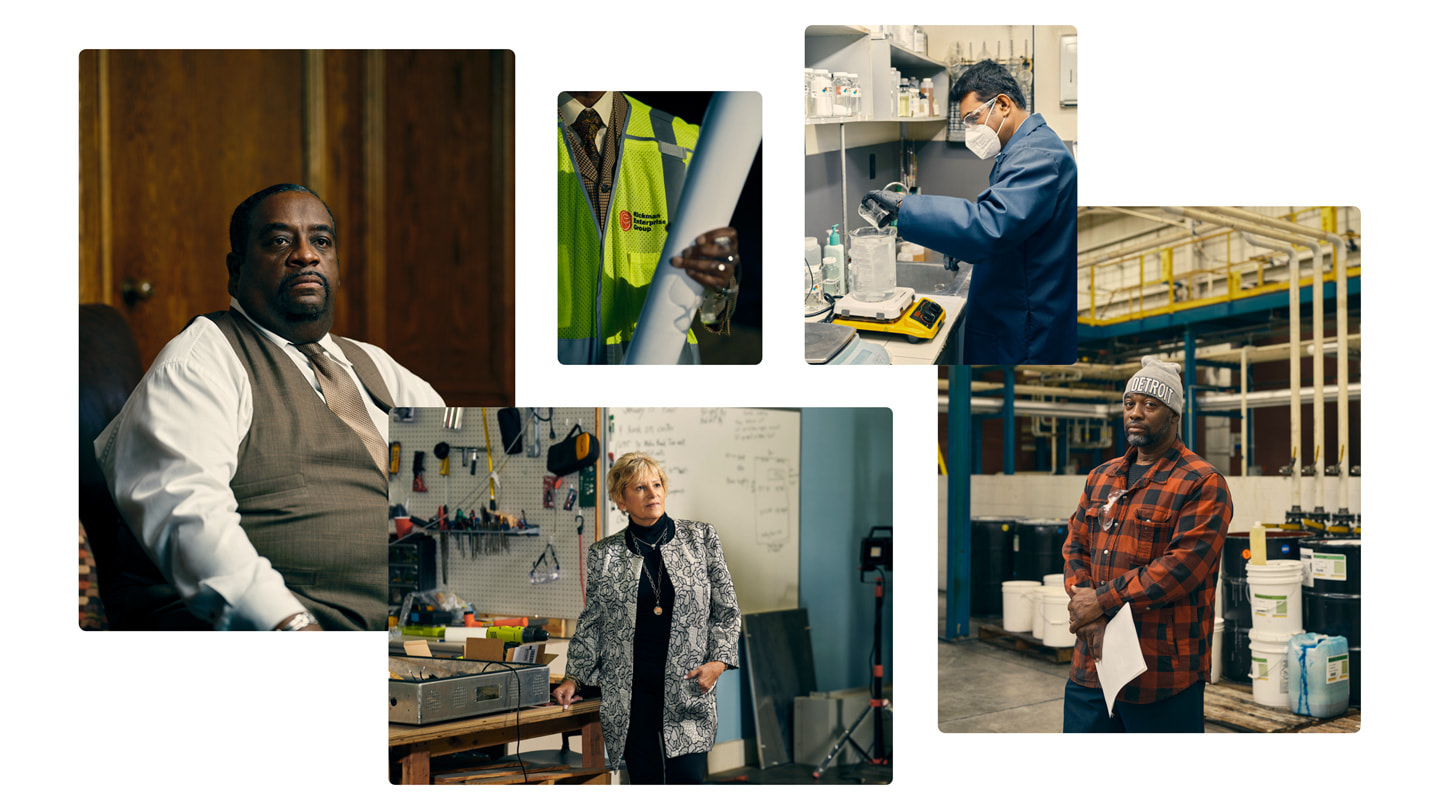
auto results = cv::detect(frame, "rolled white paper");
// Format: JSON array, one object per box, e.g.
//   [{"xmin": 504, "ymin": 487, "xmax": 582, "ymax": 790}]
[{"xmin": 624, "ymin": 91, "xmax": 762, "ymax": 364}]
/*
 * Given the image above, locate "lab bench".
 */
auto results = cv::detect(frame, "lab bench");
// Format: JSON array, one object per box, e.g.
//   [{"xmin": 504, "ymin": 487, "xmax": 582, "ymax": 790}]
[{"xmin": 806, "ymin": 259, "xmax": 970, "ymax": 365}]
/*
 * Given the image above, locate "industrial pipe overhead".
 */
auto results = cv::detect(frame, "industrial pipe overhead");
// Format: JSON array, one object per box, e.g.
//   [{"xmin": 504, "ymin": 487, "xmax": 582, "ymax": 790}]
[
  {"xmin": 938, "ymin": 382, "xmax": 1358, "ymax": 417},
  {"xmin": 1243, "ymin": 232, "xmax": 1304, "ymax": 510},
  {"xmin": 1206, "ymin": 206, "xmax": 1354, "ymax": 518},
  {"xmin": 1077, "ymin": 210, "xmax": 1225, "ymax": 264},
  {"xmin": 1163, "ymin": 207, "xmax": 1322, "ymax": 249}
]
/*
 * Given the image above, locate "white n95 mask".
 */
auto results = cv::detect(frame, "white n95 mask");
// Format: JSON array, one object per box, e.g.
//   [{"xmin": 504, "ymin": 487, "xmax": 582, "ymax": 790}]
[{"xmin": 964, "ymin": 99, "xmax": 1005, "ymax": 160}]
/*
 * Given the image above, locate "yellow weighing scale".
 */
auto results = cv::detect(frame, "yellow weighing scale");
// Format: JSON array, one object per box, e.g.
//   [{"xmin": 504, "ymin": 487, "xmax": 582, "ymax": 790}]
[{"xmin": 831, "ymin": 287, "xmax": 945, "ymax": 343}]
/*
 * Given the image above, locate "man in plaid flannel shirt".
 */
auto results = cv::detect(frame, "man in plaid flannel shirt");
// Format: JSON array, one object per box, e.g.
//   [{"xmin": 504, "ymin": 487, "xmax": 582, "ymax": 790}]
[{"xmin": 1062, "ymin": 357, "xmax": 1232, "ymax": 732}]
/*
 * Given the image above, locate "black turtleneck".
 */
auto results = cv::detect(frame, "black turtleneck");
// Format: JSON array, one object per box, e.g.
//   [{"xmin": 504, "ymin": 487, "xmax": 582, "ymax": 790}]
[{"xmin": 626, "ymin": 514, "xmax": 675, "ymax": 665}]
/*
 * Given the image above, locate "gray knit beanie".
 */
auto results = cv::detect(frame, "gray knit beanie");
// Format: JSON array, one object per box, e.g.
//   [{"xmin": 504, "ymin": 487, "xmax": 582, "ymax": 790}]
[{"xmin": 1125, "ymin": 356, "xmax": 1184, "ymax": 415}]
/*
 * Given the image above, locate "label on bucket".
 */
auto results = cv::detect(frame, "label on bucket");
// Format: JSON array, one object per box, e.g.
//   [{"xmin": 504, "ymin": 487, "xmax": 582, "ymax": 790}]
[
  {"xmin": 1327, "ymin": 654, "xmax": 1350, "ymax": 684},
  {"xmin": 1252, "ymin": 593, "xmax": 1289, "ymax": 618},
  {"xmin": 1310, "ymin": 552, "xmax": 1347, "ymax": 582},
  {"xmin": 1252, "ymin": 656, "xmax": 1286, "ymax": 686}
]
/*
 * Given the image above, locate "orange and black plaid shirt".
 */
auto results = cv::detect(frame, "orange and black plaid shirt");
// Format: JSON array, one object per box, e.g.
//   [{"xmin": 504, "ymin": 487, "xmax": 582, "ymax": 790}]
[{"xmin": 1063, "ymin": 440, "xmax": 1231, "ymax": 704}]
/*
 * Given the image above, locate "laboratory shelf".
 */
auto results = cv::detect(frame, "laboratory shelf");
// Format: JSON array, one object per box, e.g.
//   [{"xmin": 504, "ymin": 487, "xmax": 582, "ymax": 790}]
[
  {"xmin": 805, "ymin": 24, "xmax": 869, "ymax": 39},
  {"xmin": 887, "ymin": 42, "xmax": 946, "ymax": 73},
  {"xmin": 805, "ymin": 115, "xmax": 868, "ymax": 126},
  {"xmin": 807, "ymin": 116, "xmax": 946, "ymax": 127}
]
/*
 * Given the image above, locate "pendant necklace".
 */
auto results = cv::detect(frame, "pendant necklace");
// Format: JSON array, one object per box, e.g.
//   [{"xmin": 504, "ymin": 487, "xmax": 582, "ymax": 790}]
[
  {"xmin": 640, "ymin": 556, "xmax": 666, "ymax": 615},
  {"xmin": 628, "ymin": 523, "xmax": 672, "ymax": 616}
]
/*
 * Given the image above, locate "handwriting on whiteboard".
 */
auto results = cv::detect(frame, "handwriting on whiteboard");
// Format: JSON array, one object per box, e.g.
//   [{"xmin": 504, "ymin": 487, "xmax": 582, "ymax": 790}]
[{"xmin": 608, "ymin": 409, "xmax": 796, "ymax": 552}]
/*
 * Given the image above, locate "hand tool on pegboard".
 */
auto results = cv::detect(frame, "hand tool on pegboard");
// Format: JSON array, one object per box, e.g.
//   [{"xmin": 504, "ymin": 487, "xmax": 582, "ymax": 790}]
[
  {"xmin": 576, "ymin": 514, "xmax": 587, "ymax": 602},
  {"xmin": 481, "ymin": 408, "xmax": 498, "ymax": 511},
  {"xmin": 412, "ymin": 451, "xmax": 427, "ymax": 492}
]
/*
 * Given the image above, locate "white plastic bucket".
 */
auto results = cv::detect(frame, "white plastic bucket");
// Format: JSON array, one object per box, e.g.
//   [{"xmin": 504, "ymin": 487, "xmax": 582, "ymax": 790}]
[
  {"xmin": 1041, "ymin": 589, "xmax": 1077, "ymax": 648},
  {"xmin": 1249, "ymin": 630, "xmax": 1300, "ymax": 707},
  {"xmin": 1031, "ymin": 589, "xmax": 1046, "ymax": 637},
  {"xmin": 1246, "ymin": 560, "xmax": 1304, "ymax": 636},
  {"xmin": 1001, "ymin": 581, "xmax": 1041, "ymax": 632},
  {"xmin": 1042, "ymin": 573, "xmax": 1065, "ymax": 588},
  {"xmin": 1032, "ymin": 585, "xmax": 1065, "ymax": 638},
  {"xmin": 1211, "ymin": 617, "xmax": 1225, "ymax": 683}
]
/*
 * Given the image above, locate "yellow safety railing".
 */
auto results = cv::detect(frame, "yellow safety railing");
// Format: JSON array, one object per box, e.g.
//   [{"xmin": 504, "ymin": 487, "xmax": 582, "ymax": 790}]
[{"xmin": 1079, "ymin": 208, "xmax": 1359, "ymax": 327}]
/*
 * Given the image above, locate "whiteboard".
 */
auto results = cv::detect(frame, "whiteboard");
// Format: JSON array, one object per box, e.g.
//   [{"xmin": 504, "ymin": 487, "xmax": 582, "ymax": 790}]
[{"xmin": 603, "ymin": 408, "xmax": 800, "ymax": 613}]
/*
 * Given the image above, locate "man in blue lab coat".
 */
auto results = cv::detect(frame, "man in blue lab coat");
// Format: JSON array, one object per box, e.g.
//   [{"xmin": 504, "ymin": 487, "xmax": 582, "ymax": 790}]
[{"xmin": 863, "ymin": 60, "xmax": 1077, "ymax": 365}]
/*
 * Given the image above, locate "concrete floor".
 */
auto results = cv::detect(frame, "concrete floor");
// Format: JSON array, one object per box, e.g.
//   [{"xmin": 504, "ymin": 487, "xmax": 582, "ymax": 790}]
[{"xmin": 937, "ymin": 592, "xmax": 1235, "ymax": 733}]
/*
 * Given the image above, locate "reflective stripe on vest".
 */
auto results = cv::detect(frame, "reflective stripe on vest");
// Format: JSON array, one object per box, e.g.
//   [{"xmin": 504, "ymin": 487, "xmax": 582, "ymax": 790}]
[{"xmin": 557, "ymin": 94, "xmax": 699, "ymax": 363}]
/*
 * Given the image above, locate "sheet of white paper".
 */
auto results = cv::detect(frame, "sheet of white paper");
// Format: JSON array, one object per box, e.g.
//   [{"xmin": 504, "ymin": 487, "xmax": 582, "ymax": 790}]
[{"xmin": 1096, "ymin": 602, "xmax": 1148, "ymax": 716}]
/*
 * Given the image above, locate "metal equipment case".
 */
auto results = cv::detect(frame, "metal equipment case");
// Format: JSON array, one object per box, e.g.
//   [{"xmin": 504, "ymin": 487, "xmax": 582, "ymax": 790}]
[{"xmin": 388, "ymin": 656, "xmax": 551, "ymax": 725}]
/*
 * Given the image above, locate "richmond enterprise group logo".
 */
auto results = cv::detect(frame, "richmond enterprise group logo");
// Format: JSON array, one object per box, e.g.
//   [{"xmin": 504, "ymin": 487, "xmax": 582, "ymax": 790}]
[{"xmin": 619, "ymin": 210, "xmax": 666, "ymax": 233}]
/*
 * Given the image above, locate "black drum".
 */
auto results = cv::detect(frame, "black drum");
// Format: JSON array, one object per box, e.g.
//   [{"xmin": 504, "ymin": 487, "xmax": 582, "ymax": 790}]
[
  {"xmin": 1221, "ymin": 622, "xmax": 1252, "ymax": 684},
  {"xmin": 1301, "ymin": 538, "xmax": 1361, "ymax": 707},
  {"xmin": 1221, "ymin": 529, "xmax": 1309, "ymax": 629},
  {"xmin": 1222, "ymin": 529, "xmax": 1308, "ymax": 579},
  {"xmin": 1015, "ymin": 519, "xmax": 1069, "ymax": 582},
  {"xmin": 970, "ymin": 517, "xmax": 1019, "ymax": 617}
]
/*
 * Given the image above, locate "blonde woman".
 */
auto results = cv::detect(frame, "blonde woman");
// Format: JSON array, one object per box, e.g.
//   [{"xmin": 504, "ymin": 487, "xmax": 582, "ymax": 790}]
[{"xmin": 552, "ymin": 452, "xmax": 740, "ymax": 783}]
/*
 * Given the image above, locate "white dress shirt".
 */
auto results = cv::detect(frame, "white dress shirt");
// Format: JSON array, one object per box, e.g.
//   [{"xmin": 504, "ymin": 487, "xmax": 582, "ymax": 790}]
[{"xmin": 94, "ymin": 300, "xmax": 444, "ymax": 630}]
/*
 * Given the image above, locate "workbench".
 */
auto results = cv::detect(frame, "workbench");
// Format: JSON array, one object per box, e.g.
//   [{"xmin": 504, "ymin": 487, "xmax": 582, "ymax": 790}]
[
  {"xmin": 805, "ymin": 260, "xmax": 969, "ymax": 365},
  {"xmin": 389, "ymin": 698, "xmax": 605, "ymax": 785}
]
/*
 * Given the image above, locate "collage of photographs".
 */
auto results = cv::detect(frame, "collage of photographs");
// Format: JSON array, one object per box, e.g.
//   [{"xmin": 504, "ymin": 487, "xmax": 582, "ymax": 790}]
[{"xmin": 43, "ymin": 6, "xmax": 1413, "ymax": 807}]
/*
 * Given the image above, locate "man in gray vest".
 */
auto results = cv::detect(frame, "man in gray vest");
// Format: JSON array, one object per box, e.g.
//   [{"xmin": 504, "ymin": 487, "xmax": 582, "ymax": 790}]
[{"xmin": 94, "ymin": 184, "xmax": 443, "ymax": 631}]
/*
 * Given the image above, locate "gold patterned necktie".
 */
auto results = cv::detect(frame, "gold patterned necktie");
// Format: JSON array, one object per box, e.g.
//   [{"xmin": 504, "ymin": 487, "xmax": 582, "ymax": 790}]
[
  {"xmin": 296, "ymin": 342, "xmax": 388, "ymax": 474},
  {"xmin": 573, "ymin": 107, "xmax": 605, "ymax": 170}
]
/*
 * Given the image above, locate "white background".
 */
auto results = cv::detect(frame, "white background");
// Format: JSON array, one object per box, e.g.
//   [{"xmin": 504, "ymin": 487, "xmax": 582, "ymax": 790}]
[{"xmin": 9, "ymin": 0, "xmax": 1425, "ymax": 803}]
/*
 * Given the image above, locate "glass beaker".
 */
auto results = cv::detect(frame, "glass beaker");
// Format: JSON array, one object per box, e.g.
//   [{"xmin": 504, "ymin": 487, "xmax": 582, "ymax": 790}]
[{"xmin": 848, "ymin": 227, "xmax": 897, "ymax": 303}]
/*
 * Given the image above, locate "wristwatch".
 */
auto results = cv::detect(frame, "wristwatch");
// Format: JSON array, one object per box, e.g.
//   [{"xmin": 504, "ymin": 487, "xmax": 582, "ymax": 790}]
[{"xmin": 275, "ymin": 611, "xmax": 318, "ymax": 631}]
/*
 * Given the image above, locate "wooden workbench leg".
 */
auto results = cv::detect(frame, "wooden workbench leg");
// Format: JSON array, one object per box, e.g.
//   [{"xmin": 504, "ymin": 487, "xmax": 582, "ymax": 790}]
[
  {"xmin": 397, "ymin": 745, "xmax": 431, "ymax": 785},
  {"xmin": 580, "ymin": 718, "xmax": 605, "ymax": 770}
]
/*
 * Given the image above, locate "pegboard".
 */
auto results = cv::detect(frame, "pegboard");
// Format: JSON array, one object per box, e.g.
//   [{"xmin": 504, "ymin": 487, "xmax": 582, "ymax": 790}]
[{"xmin": 388, "ymin": 407, "xmax": 601, "ymax": 621}]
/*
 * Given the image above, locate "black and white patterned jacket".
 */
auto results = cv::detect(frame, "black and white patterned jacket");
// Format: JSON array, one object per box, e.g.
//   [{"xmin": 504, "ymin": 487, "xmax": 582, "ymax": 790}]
[{"xmin": 565, "ymin": 519, "xmax": 741, "ymax": 759}]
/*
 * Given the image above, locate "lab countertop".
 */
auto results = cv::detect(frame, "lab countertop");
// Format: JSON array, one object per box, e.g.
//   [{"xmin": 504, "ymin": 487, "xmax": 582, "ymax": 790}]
[
  {"xmin": 807, "ymin": 260, "xmax": 970, "ymax": 365},
  {"xmin": 866, "ymin": 292, "xmax": 964, "ymax": 364}
]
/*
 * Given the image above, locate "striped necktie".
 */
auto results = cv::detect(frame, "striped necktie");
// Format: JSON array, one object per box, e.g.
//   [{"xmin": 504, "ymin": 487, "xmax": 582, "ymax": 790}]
[{"xmin": 296, "ymin": 342, "xmax": 388, "ymax": 474}]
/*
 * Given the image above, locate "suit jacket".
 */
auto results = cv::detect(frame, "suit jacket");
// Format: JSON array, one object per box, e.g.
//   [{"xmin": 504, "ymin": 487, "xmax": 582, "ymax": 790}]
[{"xmin": 565, "ymin": 519, "xmax": 741, "ymax": 759}]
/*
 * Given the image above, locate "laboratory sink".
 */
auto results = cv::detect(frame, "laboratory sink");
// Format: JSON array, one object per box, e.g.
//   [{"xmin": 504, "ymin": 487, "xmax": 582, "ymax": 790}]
[{"xmin": 896, "ymin": 260, "xmax": 970, "ymax": 298}]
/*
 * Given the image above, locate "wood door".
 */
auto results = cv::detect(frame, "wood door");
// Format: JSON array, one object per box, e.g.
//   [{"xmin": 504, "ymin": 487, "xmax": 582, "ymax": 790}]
[
  {"xmin": 81, "ymin": 50, "xmax": 306, "ymax": 368},
  {"xmin": 79, "ymin": 50, "xmax": 515, "ymax": 404}
]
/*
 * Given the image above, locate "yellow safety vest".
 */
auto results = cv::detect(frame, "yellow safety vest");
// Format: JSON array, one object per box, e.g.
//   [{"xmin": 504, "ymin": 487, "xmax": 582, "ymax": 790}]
[{"xmin": 558, "ymin": 95, "xmax": 699, "ymax": 364}]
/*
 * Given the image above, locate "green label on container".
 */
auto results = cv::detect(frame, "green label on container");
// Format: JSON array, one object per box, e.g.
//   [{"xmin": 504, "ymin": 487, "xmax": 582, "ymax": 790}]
[
  {"xmin": 1253, "ymin": 656, "xmax": 1269, "ymax": 680},
  {"xmin": 1253, "ymin": 593, "xmax": 1288, "ymax": 618},
  {"xmin": 1327, "ymin": 654, "xmax": 1350, "ymax": 683},
  {"xmin": 1313, "ymin": 552, "xmax": 1347, "ymax": 581}
]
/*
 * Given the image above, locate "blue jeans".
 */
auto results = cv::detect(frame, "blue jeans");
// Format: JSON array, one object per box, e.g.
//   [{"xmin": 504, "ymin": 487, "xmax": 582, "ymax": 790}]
[{"xmin": 1063, "ymin": 679, "xmax": 1205, "ymax": 733}]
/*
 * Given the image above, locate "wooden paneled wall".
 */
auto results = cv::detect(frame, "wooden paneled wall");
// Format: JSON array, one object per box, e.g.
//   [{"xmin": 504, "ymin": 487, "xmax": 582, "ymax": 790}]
[{"xmin": 79, "ymin": 50, "xmax": 514, "ymax": 405}]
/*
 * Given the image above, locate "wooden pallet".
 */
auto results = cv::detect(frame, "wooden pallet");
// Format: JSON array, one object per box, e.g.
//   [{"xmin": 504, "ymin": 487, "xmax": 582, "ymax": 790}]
[
  {"xmin": 975, "ymin": 622, "xmax": 1073, "ymax": 664},
  {"xmin": 1205, "ymin": 681, "xmax": 1360, "ymax": 733},
  {"xmin": 1296, "ymin": 711, "xmax": 1362, "ymax": 733}
]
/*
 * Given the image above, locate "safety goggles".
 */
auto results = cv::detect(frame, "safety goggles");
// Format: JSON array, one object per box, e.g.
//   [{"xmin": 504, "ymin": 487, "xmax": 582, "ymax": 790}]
[{"xmin": 959, "ymin": 96, "xmax": 999, "ymax": 130}]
